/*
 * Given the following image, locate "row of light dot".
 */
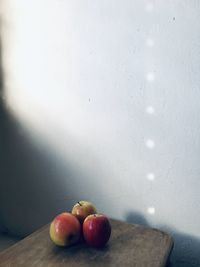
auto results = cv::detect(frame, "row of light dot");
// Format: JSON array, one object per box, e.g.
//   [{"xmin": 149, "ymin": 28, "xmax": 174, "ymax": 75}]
[{"xmin": 145, "ymin": 1, "xmax": 155, "ymax": 216}]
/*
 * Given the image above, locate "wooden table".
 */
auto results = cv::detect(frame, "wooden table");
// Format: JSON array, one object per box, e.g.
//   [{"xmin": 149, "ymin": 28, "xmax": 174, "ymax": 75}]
[{"xmin": 0, "ymin": 219, "xmax": 173, "ymax": 267}]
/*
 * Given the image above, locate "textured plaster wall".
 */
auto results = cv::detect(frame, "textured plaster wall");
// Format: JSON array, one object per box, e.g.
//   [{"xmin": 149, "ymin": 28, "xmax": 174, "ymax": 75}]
[{"xmin": 1, "ymin": 1, "xmax": 200, "ymax": 266}]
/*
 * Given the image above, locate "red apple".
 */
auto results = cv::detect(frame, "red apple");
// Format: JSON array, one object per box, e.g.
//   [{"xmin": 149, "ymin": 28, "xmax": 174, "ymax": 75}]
[
  {"xmin": 83, "ymin": 214, "xmax": 111, "ymax": 248},
  {"xmin": 71, "ymin": 201, "xmax": 97, "ymax": 224},
  {"xmin": 49, "ymin": 212, "xmax": 81, "ymax": 247}
]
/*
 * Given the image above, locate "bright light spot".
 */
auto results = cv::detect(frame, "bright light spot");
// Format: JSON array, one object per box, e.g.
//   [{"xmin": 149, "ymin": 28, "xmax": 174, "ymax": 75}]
[
  {"xmin": 147, "ymin": 207, "xmax": 155, "ymax": 215},
  {"xmin": 147, "ymin": 173, "xmax": 155, "ymax": 181},
  {"xmin": 146, "ymin": 38, "xmax": 155, "ymax": 47},
  {"xmin": 146, "ymin": 72, "xmax": 155, "ymax": 82},
  {"xmin": 146, "ymin": 106, "xmax": 155, "ymax": 114},
  {"xmin": 146, "ymin": 139, "xmax": 155, "ymax": 149},
  {"xmin": 145, "ymin": 3, "xmax": 154, "ymax": 12}
]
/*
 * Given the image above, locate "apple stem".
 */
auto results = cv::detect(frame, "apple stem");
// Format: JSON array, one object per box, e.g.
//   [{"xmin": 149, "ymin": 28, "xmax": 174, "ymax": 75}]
[{"xmin": 78, "ymin": 201, "xmax": 82, "ymax": 206}]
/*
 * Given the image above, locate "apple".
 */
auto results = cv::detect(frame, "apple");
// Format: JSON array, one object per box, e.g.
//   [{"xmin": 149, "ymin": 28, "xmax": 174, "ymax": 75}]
[
  {"xmin": 49, "ymin": 212, "xmax": 81, "ymax": 247},
  {"xmin": 83, "ymin": 214, "xmax": 111, "ymax": 248},
  {"xmin": 71, "ymin": 201, "xmax": 97, "ymax": 224}
]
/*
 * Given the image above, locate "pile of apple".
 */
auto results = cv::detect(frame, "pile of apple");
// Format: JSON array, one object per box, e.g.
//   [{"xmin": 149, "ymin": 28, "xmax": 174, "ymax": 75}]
[{"xmin": 49, "ymin": 201, "xmax": 111, "ymax": 248}]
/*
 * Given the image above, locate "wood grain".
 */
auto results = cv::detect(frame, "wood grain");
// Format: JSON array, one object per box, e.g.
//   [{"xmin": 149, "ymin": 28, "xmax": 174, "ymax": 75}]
[{"xmin": 0, "ymin": 219, "xmax": 173, "ymax": 267}]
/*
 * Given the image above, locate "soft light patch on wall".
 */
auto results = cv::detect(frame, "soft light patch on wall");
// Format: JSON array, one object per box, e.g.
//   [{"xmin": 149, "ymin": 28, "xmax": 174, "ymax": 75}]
[
  {"xmin": 146, "ymin": 72, "xmax": 155, "ymax": 82},
  {"xmin": 145, "ymin": 139, "xmax": 155, "ymax": 149},
  {"xmin": 146, "ymin": 38, "xmax": 155, "ymax": 47},
  {"xmin": 146, "ymin": 173, "xmax": 155, "ymax": 181},
  {"xmin": 145, "ymin": 2, "xmax": 154, "ymax": 13},
  {"xmin": 146, "ymin": 106, "xmax": 155, "ymax": 114},
  {"xmin": 147, "ymin": 207, "xmax": 155, "ymax": 215}
]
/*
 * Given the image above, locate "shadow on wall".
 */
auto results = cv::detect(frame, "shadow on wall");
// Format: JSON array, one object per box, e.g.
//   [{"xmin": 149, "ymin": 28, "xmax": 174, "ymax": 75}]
[
  {"xmin": 0, "ymin": 36, "xmax": 110, "ymax": 238},
  {"xmin": 0, "ymin": 100, "xmax": 80, "ymax": 237},
  {"xmin": 0, "ymin": 36, "xmax": 78, "ymax": 237},
  {"xmin": 0, "ymin": 38, "xmax": 106, "ymax": 238},
  {"xmin": 126, "ymin": 211, "xmax": 200, "ymax": 267}
]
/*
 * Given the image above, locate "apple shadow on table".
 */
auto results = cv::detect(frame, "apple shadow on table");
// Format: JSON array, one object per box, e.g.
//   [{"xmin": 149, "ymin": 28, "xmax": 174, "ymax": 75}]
[
  {"xmin": 126, "ymin": 211, "xmax": 200, "ymax": 267},
  {"xmin": 52, "ymin": 240, "xmax": 111, "ymax": 265}
]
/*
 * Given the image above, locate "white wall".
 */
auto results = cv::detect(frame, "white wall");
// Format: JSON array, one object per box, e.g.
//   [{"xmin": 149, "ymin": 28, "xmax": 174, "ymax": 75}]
[{"xmin": 1, "ymin": 1, "xmax": 200, "ymax": 266}]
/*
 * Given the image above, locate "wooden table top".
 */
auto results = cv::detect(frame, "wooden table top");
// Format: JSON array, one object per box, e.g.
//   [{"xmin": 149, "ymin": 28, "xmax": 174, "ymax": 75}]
[{"xmin": 0, "ymin": 219, "xmax": 173, "ymax": 267}]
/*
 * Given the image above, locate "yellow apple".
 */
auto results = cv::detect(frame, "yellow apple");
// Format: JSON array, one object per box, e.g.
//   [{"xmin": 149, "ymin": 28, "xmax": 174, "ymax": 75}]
[{"xmin": 71, "ymin": 201, "xmax": 97, "ymax": 224}]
